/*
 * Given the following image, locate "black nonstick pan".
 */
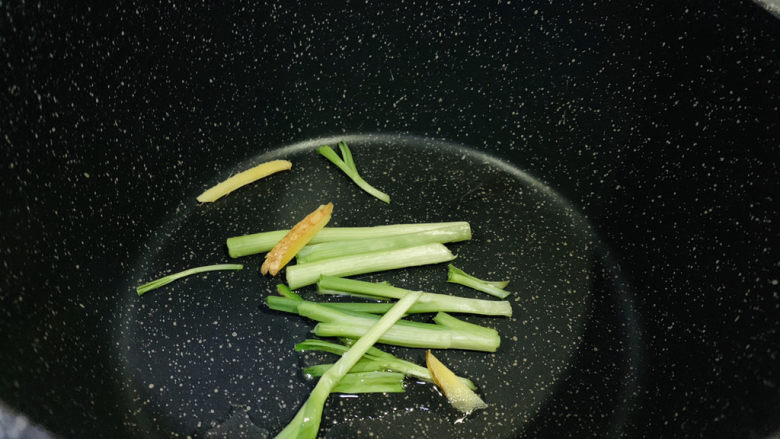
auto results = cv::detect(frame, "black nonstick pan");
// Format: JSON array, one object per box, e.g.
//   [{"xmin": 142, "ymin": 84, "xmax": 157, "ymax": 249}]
[
  {"xmin": 117, "ymin": 134, "xmax": 639, "ymax": 438},
  {"xmin": 1, "ymin": 1, "xmax": 778, "ymax": 438}
]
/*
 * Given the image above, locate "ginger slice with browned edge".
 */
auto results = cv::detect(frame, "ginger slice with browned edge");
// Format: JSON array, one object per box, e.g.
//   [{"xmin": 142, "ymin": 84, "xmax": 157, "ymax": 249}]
[
  {"xmin": 261, "ymin": 203, "xmax": 333, "ymax": 276},
  {"xmin": 426, "ymin": 349, "xmax": 488, "ymax": 414},
  {"xmin": 196, "ymin": 159, "xmax": 292, "ymax": 202}
]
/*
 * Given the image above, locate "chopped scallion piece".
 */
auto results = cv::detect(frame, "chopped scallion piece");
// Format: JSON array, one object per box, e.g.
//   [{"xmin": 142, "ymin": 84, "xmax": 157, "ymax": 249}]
[
  {"xmin": 295, "ymin": 227, "xmax": 470, "ymax": 263},
  {"xmin": 226, "ymin": 221, "xmax": 471, "ymax": 257},
  {"xmin": 297, "ymin": 339, "xmax": 476, "ymax": 390},
  {"xmin": 266, "ymin": 296, "xmax": 500, "ymax": 352},
  {"xmin": 317, "ymin": 276, "xmax": 512, "ymax": 317},
  {"xmin": 285, "ymin": 243, "xmax": 455, "ymax": 289},
  {"xmin": 317, "ymin": 141, "xmax": 390, "ymax": 203},
  {"xmin": 447, "ymin": 264, "xmax": 511, "ymax": 299},
  {"xmin": 276, "ymin": 284, "xmax": 303, "ymax": 300},
  {"xmin": 273, "ymin": 290, "xmax": 421, "ymax": 439}
]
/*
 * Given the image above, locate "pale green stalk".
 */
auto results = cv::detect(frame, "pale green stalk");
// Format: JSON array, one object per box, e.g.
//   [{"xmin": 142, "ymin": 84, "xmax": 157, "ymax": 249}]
[
  {"xmin": 274, "ymin": 291, "xmax": 421, "ymax": 439},
  {"xmin": 298, "ymin": 340, "xmax": 476, "ymax": 390},
  {"xmin": 226, "ymin": 221, "xmax": 470, "ymax": 257},
  {"xmin": 285, "ymin": 244, "xmax": 455, "ymax": 289},
  {"xmin": 317, "ymin": 276, "xmax": 512, "ymax": 317},
  {"xmin": 266, "ymin": 296, "xmax": 500, "ymax": 352},
  {"xmin": 296, "ymin": 227, "xmax": 470, "ymax": 263},
  {"xmin": 313, "ymin": 320, "xmax": 499, "ymax": 351},
  {"xmin": 331, "ymin": 371, "xmax": 406, "ymax": 394}
]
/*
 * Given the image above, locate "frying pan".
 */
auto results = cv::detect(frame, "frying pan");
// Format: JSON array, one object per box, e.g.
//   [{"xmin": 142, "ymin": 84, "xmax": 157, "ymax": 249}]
[{"xmin": 1, "ymin": 1, "xmax": 778, "ymax": 438}]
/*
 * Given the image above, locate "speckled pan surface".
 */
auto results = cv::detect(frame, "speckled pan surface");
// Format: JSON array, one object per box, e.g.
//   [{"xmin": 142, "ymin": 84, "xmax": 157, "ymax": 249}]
[
  {"xmin": 1, "ymin": 1, "xmax": 778, "ymax": 438},
  {"xmin": 114, "ymin": 135, "xmax": 634, "ymax": 438}
]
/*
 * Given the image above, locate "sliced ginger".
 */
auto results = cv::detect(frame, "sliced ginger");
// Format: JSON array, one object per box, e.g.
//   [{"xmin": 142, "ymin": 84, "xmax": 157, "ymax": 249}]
[
  {"xmin": 261, "ymin": 202, "xmax": 333, "ymax": 276},
  {"xmin": 197, "ymin": 159, "xmax": 292, "ymax": 203},
  {"xmin": 426, "ymin": 349, "xmax": 487, "ymax": 414}
]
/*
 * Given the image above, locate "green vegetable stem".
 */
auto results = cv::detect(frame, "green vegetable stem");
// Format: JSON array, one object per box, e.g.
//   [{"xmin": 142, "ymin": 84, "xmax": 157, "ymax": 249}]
[
  {"xmin": 136, "ymin": 264, "xmax": 243, "ymax": 296},
  {"xmin": 273, "ymin": 290, "xmax": 422, "ymax": 439},
  {"xmin": 317, "ymin": 141, "xmax": 390, "ymax": 204}
]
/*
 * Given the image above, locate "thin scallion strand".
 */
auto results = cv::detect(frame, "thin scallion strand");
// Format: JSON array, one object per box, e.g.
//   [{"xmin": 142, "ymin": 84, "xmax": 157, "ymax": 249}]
[
  {"xmin": 226, "ymin": 221, "xmax": 470, "ymax": 258},
  {"xmin": 136, "ymin": 264, "xmax": 243, "ymax": 296},
  {"xmin": 317, "ymin": 141, "xmax": 390, "ymax": 204},
  {"xmin": 273, "ymin": 290, "xmax": 422, "ymax": 439}
]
